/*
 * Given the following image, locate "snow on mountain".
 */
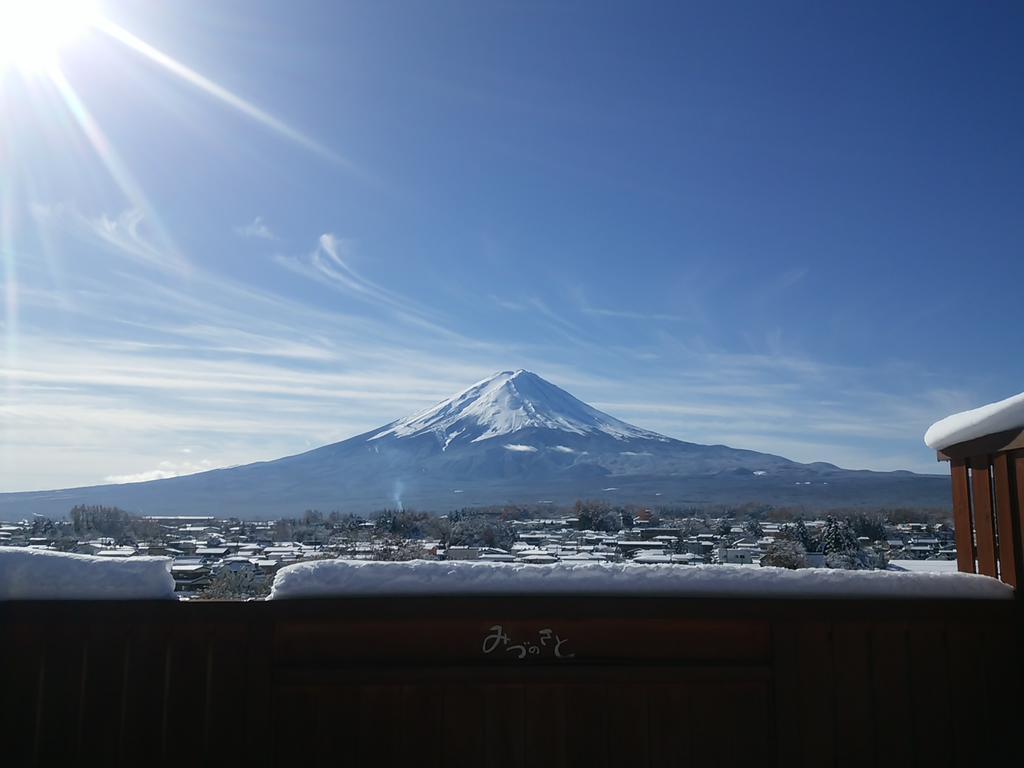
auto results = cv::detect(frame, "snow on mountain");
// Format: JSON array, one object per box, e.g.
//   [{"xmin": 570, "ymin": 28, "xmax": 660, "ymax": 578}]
[
  {"xmin": 369, "ymin": 369, "xmax": 667, "ymax": 447},
  {"xmin": 0, "ymin": 368, "xmax": 951, "ymax": 519}
]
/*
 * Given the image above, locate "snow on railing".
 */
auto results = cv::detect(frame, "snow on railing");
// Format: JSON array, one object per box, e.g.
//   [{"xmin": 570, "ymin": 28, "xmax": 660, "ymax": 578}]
[
  {"xmin": 0, "ymin": 546, "xmax": 175, "ymax": 600},
  {"xmin": 925, "ymin": 391, "xmax": 1024, "ymax": 451},
  {"xmin": 268, "ymin": 559, "xmax": 1011, "ymax": 600}
]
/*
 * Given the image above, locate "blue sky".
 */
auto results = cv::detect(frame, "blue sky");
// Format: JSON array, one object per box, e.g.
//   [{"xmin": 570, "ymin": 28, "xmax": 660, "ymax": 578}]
[{"xmin": 2, "ymin": 0, "xmax": 1022, "ymax": 491}]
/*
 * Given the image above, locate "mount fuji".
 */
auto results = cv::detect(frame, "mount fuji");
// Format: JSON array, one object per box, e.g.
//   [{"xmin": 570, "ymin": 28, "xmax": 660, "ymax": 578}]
[{"xmin": 0, "ymin": 370, "xmax": 948, "ymax": 519}]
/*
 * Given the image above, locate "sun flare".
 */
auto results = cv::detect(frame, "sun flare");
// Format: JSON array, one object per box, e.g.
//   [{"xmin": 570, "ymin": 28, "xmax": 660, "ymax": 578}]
[{"xmin": 0, "ymin": 0, "xmax": 99, "ymax": 73}]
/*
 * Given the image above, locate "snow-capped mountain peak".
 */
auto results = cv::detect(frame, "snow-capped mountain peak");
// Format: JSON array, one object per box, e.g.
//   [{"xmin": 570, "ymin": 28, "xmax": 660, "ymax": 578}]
[
  {"xmin": 0, "ymin": 368, "xmax": 951, "ymax": 519},
  {"xmin": 368, "ymin": 369, "xmax": 667, "ymax": 447}
]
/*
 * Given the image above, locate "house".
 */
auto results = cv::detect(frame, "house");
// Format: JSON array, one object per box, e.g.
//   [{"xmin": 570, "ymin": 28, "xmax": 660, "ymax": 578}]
[
  {"xmin": 639, "ymin": 527, "xmax": 683, "ymax": 540},
  {"xmin": 96, "ymin": 548, "xmax": 136, "ymax": 558},
  {"xmin": 445, "ymin": 546, "xmax": 510, "ymax": 561},
  {"xmin": 717, "ymin": 547, "xmax": 759, "ymax": 565},
  {"xmin": 616, "ymin": 540, "xmax": 670, "ymax": 556},
  {"xmin": 633, "ymin": 553, "xmax": 697, "ymax": 564},
  {"xmin": 170, "ymin": 561, "xmax": 212, "ymax": 591},
  {"xmin": 906, "ymin": 545, "xmax": 935, "ymax": 560},
  {"xmin": 195, "ymin": 546, "xmax": 230, "ymax": 561}
]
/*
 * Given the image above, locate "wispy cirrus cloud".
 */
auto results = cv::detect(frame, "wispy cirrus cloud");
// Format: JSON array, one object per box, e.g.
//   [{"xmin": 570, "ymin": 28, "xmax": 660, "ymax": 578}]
[
  {"xmin": 569, "ymin": 286, "xmax": 688, "ymax": 323},
  {"xmin": 580, "ymin": 305, "xmax": 683, "ymax": 322},
  {"xmin": 272, "ymin": 233, "xmax": 475, "ymax": 342},
  {"xmin": 31, "ymin": 204, "xmax": 190, "ymax": 274},
  {"xmin": 234, "ymin": 216, "xmax": 276, "ymax": 240},
  {"xmin": 3, "ymin": 204, "xmax": 985, "ymax": 491}
]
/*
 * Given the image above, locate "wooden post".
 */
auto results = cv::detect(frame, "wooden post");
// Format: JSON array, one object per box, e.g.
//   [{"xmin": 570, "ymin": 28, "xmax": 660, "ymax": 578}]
[
  {"xmin": 1015, "ymin": 452, "xmax": 1024, "ymax": 586},
  {"xmin": 993, "ymin": 452, "xmax": 1021, "ymax": 588},
  {"xmin": 970, "ymin": 460, "xmax": 998, "ymax": 577},
  {"xmin": 950, "ymin": 460, "xmax": 975, "ymax": 574}
]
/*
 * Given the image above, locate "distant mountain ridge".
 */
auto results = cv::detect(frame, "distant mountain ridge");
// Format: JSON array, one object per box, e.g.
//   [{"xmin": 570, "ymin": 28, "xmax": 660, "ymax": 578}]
[{"xmin": 0, "ymin": 370, "xmax": 948, "ymax": 519}]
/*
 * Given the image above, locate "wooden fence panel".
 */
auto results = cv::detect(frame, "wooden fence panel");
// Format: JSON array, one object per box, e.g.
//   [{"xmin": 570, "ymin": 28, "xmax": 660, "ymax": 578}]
[
  {"xmin": 0, "ymin": 598, "xmax": 1018, "ymax": 766},
  {"xmin": 117, "ymin": 624, "xmax": 169, "ymax": 765},
  {"xmin": 907, "ymin": 622, "xmax": 953, "ymax": 768},
  {"xmin": 946, "ymin": 622, "xmax": 991, "ymax": 766},
  {"xmin": 797, "ymin": 622, "xmax": 834, "ymax": 768},
  {"xmin": 645, "ymin": 683, "xmax": 676, "ymax": 768},
  {"xmin": 978, "ymin": 620, "xmax": 1019, "ymax": 763},
  {"xmin": 832, "ymin": 622, "xmax": 874, "ymax": 768},
  {"xmin": 35, "ymin": 634, "xmax": 85, "ymax": 764},
  {"xmin": 523, "ymin": 685, "xmax": 567, "ymax": 768},
  {"xmin": 271, "ymin": 682, "xmax": 320, "ymax": 765},
  {"xmin": 161, "ymin": 629, "xmax": 208, "ymax": 763},
  {"xmin": 399, "ymin": 683, "xmax": 445, "ymax": 768},
  {"xmin": 0, "ymin": 626, "xmax": 43, "ymax": 767},
  {"xmin": 483, "ymin": 684, "xmax": 526, "ymax": 768},
  {"xmin": 356, "ymin": 685, "xmax": 401, "ymax": 766},
  {"xmin": 563, "ymin": 683, "xmax": 609, "ymax": 768},
  {"xmin": 78, "ymin": 625, "xmax": 128, "ymax": 764},
  {"xmin": 201, "ymin": 623, "xmax": 250, "ymax": 765},
  {"xmin": 870, "ymin": 623, "xmax": 913, "ymax": 768},
  {"xmin": 442, "ymin": 683, "xmax": 487, "ymax": 766},
  {"xmin": 771, "ymin": 623, "xmax": 802, "ymax": 767}
]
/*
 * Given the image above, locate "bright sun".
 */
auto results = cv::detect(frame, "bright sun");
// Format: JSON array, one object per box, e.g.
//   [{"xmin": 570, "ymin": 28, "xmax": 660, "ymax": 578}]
[{"xmin": 0, "ymin": 0, "xmax": 99, "ymax": 73}]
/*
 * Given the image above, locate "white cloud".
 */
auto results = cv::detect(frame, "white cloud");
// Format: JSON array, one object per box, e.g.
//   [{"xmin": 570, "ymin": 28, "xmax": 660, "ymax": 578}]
[
  {"xmin": 104, "ymin": 458, "xmax": 215, "ymax": 484},
  {"xmin": 235, "ymin": 216, "xmax": 276, "ymax": 240},
  {"xmin": 504, "ymin": 444, "xmax": 538, "ymax": 452}
]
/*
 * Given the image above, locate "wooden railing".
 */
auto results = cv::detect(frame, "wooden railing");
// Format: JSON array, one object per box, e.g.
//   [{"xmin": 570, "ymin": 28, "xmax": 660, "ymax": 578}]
[
  {"xmin": 940, "ymin": 427, "xmax": 1024, "ymax": 587},
  {"xmin": 0, "ymin": 595, "xmax": 1019, "ymax": 767}
]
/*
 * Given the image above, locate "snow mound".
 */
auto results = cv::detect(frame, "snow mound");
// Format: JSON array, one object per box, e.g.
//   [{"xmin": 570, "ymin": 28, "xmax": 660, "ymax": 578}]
[
  {"xmin": 925, "ymin": 391, "xmax": 1024, "ymax": 450},
  {"xmin": 0, "ymin": 547, "xmax": 175, "ymax": 600},
  {"xmin": 369, "ymin": 369, "xmax": 667, "ymax": 447},
  {"xmin": 269, "ymin": 559, "xmax": 1010, "ymax": 600}
]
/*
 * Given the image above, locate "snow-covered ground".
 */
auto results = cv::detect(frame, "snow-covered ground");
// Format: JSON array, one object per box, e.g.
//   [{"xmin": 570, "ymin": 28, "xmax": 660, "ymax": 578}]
[
  {"xmin": 269, "ymin": 559, "xmax": 1011, "ymax": 600},
  {"xmin": 925, "ymin": 390, "xmax": 1024, "ymax": 450},
  {"xmin": 0, "ymin": 546, "xmax": 175, "ymax": 599}
]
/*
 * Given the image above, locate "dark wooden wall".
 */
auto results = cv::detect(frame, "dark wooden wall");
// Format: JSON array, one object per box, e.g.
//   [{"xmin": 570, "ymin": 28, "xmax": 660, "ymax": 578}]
[{"xmin": 0, "ymin": 597, "xmax": 1019, "ymax": 767}]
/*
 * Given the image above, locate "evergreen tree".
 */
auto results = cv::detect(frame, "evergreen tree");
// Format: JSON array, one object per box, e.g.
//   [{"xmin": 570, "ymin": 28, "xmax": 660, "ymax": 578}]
[
  {"xmin": 793, "ymin": 519, "xmax": 816, "ymax": 551},
  {"xmin": 822, "ymin": 516, "xmax": 857, "ymax": 555},
  {"xmin": 760, "ymin": 539, "xmax": 807, "ymax": 569},
  {"xmin": 743, "ymin": 518, "xmax": 764, "ymax": 539}
]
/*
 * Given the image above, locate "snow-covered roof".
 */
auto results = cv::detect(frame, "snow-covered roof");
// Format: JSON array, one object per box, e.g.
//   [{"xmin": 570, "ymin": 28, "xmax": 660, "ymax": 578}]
[
  {"xmin": 925, "ymin": 391, "xmax": 1024, "ymax": 451},
  {"xmin": 268, "ymin": 559, "xmax": 1011, "ymax": 600},
  {"xmin": 0, "ymin": 546, "xmax": 175, "ymax": 600},
  {"xmin": 887, "ymin": 559, "xmax": 959, "ymax": 574}
]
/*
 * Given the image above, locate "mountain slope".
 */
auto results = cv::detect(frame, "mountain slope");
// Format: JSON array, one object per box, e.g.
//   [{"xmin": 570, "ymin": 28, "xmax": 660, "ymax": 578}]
[{"xmin": 0, "ymin": 370, "xmax": 948, "ymax": 519}]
